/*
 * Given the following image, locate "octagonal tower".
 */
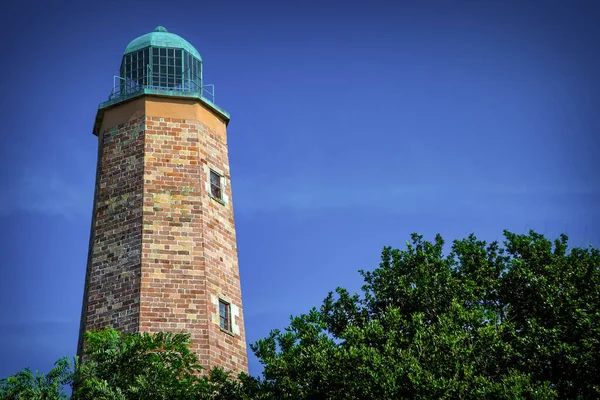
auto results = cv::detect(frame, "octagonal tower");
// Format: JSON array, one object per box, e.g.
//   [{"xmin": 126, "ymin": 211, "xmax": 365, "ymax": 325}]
[{"xmin": 78, "ymin": 26, "xmax": 248, "ymax": 373}]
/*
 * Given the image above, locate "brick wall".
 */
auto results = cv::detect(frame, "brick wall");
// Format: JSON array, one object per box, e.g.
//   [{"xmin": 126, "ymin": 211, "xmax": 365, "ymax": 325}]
[
  {"xmin": 140, "ymin": 115, "xmax": 247, "ymax": 373},
  {"xmin": 80, "ymin": 98, "xmax": 248, "ymax": 374},
  {"xmin": 80, "ymin": 117, "xmax": 145, "ymax": 342}
]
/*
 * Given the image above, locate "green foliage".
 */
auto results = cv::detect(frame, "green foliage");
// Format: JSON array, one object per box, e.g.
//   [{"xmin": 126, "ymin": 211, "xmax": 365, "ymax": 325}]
[
  {"xmin": 73, "ymin": 329, "xmax": 260, "ymax": 400},
  {"xmin": 2, "ymin": 231, "xmax": 598, "ymax": 399},
  {"xmin": 0, "ymin": 357, "xmax": 74, "ymax": 400},
  {"xmin": 251, "ymin": 231, "xmax": 599, "ymax": 399},
  {"xmin": 0, "ymin": 329, "xmax": 256, "ymax": 400},
  {"xmin": 74, "ymin": 329, "xmax": 206, "ymax": 399}
]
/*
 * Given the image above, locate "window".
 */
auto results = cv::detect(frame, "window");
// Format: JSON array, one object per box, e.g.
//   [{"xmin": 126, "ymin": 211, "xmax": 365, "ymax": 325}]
[
  {"xmin": 210, "ymin": 170, "xmax": 222, "ymax": 200},
  {"xmin": 219, "ymin": 300, "xmax": 231, "ymax": 331},
  {"xmin": 115, "ymin": 46, "xmax": 202, "ymax": 101}
]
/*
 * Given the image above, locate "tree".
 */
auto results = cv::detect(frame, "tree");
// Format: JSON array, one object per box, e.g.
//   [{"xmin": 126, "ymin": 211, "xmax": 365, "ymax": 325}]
[
  {"xmin": 2, "ymin": 231, "xmax": 599, "ymax": 399},
  {"xmin": 73, "ymin": 328, "xmax": 258, "ymax": 400},
  {"xmin": 251, "ymin": 231, "xmax": 599, "ymax": 399},
  {"xmin": 0, "ymin": 357, "xmax": 73, "ymax": 400},
  {"xmin": 1, "ymin": 329, "xmax": 256, "ymax": 400}
]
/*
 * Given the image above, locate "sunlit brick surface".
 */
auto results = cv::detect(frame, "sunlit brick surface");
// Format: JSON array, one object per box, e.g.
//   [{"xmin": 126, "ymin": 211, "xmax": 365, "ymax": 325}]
[{"xmin": 80, "ymin": 98, "xmax": 248, "ymax": 374}]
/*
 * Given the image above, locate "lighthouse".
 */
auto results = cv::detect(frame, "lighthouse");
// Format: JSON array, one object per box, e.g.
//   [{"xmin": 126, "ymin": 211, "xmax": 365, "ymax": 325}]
[{"xmin": 78, "ymin": 26, "xmax": 248, "ymax": 373}]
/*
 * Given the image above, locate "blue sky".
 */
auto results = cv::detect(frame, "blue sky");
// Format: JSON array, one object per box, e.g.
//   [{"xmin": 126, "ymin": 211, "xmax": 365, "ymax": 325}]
[{"xmin": 0, "ymin": 0, "xmax": 598, "ymax": 379}]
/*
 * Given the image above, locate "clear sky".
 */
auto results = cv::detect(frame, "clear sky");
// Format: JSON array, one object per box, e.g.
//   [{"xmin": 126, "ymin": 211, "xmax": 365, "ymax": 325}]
[{"xmin": 0, "ymin": 0, "xmax": 598, "ymax": 379}]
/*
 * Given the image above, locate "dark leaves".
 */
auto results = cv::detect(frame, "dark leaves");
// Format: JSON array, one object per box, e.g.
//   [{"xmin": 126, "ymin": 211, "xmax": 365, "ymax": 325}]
[{"xmin": 251, "ymin": 231, "xmax": 599, "ymax": 399}]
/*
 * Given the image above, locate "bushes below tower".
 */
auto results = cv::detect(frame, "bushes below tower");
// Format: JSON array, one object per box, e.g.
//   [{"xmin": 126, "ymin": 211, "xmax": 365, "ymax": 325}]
[
  {"xmin": 0, "ymin": 329, "xmax": 258, "ymax": 400},
  {"xmin": 74, "ymin": 329, "xmax": 255, "ymax": 399},
  {"xmin": 2, "ymin": 230, "xmax": 599, "ymax": 399}
]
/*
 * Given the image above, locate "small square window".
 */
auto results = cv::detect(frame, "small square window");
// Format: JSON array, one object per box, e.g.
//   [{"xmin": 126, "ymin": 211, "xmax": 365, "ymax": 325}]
[
  {"xmin": 219, "ymin": 299, "xmax": 231, "ymax": 331},
  {"xmin": 210, "ymin": 170, "xmax": 222, "ymax": 200}
]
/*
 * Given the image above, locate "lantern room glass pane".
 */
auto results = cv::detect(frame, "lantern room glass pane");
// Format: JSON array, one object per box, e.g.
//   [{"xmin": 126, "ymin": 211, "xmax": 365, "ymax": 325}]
[{"xmin": 119, "ymin": 46, "xmax": 202, "ymax": 94}]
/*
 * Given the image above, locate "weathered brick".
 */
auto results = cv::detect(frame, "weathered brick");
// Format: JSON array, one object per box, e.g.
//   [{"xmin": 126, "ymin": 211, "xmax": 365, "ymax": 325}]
[{"xmin": 79, "ymin": 96, "xmax": 248, "ymax": 374}]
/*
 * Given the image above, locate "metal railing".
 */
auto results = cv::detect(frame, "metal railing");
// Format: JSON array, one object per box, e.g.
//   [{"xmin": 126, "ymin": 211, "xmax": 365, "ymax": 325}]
[{"xmin": 108, "ymin": 75, "xmax": 216, "ymax": 104}]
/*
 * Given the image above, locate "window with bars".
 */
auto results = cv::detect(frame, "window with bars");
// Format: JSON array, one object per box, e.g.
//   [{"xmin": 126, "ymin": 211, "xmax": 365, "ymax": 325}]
[
  {"xmin": 219, "ymin": 300, "xmax": 231, "ymax": 331},
  {"xmin": 120, "ymin": 48, "xmax": 150, "ymax": 92},
  {"xmin": 210, "ymin": 170, "xmax": 222, "ymax": 200},
  {"xmin": 150, "ymin": 47, "xmax": 183, "ymax": 88},
  {"xmin": 119, "ymin": 46, "xmax": 202, "ymax": 94}
]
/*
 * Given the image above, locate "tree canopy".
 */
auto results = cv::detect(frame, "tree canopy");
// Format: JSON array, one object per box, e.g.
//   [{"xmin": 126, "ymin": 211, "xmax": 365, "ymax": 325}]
[
  {"xmin": 2, "ymin": 230, "xmax": 599, "ymax": 399},
  {"xmin": 252, "ymin": 231, "xmax": 599, "ymax": 399}
]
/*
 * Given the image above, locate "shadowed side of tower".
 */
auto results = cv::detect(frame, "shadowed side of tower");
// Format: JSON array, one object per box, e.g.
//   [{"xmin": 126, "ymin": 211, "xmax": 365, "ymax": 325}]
[{"xmin": 78, "ymin": 27, "xmax": 248, "ymax": 373}]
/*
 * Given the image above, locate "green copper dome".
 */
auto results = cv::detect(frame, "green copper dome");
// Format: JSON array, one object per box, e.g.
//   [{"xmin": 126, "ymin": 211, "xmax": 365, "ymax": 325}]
[
  {"xmin": 99, "ymin": 25, "xmax": 229, "ymax": 122},
  {"xmin": 124, "ymin": 26, "xmax": 201, "ymax": 60}
]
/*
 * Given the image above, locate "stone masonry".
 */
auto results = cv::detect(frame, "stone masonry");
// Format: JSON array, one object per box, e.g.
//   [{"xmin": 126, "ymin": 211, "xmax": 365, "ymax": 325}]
[
  {"xmin": 79, "ymin": 96, "xmax": 248, "ymax": 373},
  {"xmin": 79, "ymin": 117, "xmax": 145, "ymax": 339}
]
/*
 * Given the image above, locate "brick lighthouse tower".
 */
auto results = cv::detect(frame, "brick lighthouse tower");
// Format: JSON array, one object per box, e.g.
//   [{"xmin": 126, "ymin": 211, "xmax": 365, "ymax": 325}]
[{"xmin": 78, "ymin": 26, "xmax": 248, "ymax": 373}]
